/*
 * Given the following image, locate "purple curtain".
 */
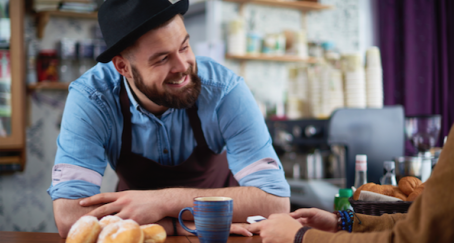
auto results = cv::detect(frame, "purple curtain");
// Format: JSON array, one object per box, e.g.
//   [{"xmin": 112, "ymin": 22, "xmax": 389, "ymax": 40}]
[{"xmin": 378, "ymin": 0, "xmax": 454, "ymax": 151}]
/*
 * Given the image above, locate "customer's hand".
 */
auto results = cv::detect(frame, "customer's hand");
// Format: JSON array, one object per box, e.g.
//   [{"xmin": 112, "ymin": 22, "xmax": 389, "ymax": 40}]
[
  {"xmin": 80, "ymin": 190, "xmax": 168, "ymax": 225},
  {"xmin": 248, "ymin": 213, "xmax": 302, "ymax": 243},
  {"xmin": 231, "ymin": 223, "xmax": 253, "ymax": 237},
  {"xmin": 290, "ymin": 208, "xmax": 338, "ymax": 233}
]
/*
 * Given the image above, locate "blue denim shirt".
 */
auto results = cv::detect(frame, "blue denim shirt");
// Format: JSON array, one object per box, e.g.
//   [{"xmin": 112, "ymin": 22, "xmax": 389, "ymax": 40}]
[{"xmin": 47, "ymin": 56, "xmax": 290, "ymax": 200}]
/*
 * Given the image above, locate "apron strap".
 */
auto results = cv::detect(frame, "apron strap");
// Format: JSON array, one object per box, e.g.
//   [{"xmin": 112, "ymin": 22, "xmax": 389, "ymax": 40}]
[
  {"xmin": 120, "ymin": 79, "xmax": 132, "ymax": 157},
  {"xmin": 186, "ymin": 105, "xmax": 208, "ymax": 148}
]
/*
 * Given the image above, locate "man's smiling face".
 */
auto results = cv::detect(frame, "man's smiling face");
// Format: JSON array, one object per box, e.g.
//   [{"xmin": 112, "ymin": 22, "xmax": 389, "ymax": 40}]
[{"xmin": 121, "ymin": 15, "xmax": 201, "ymax": 110}]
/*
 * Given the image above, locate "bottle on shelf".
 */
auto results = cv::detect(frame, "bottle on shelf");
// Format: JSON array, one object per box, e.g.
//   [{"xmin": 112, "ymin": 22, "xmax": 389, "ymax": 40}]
[
  {"xmin": 26, "ymin": 39, "xmax": 39, "ymax": 84},
  {"xmin": 334, "ymin": 188, "xmax": 353, "ymax": 211},
  {"xmin": 37, "ymin": 49, "xmax": 59, "ymax": 82},
  {"xmin": 77, "ymin": 39, "xmax": 96, "ymax": 76},
  {"xmin": 58, "ymin": 38, "xmax": 77, "ymax": 83},
  {"xmin": 380, "ymin": 161, "xmax": 397, "ymax": 186},
  {"xmin": 354, "ymin": 154, "xmax": 368, "ymax": 189}
]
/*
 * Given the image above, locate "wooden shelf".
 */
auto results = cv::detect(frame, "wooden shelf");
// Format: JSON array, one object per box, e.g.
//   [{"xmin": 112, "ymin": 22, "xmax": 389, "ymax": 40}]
[
  {"xmin": 38, "ymin": 10, "xmax": 98, "ymax": 18},
  {"xmin": 27, "ymin": 82, "xmax": 71, "ymax": 91},
  {"xmin": 223, "ymin": 0, "xmax": 332, "ymax": 11},
  {"xmin": 0, "ymin": 156, "xmax": 21, "ymax": 165},
  {"xmin": 36, "ymin": 10, "xmax": 98, "ymax": 39},
  {"xmin": 226, "ymin": 54, "xmax": 318, "ymax": 63}
]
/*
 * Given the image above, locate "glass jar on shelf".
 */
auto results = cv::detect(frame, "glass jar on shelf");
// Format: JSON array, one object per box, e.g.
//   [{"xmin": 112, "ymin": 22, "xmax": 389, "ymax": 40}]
[
  {"xmin": 37, "ymin": 49, "xmax": 59, "ymax": 82},
  {"xmin": 77, "ymin": 39, "xmax": 96, "ymax": 76},
  {"xmin": 58, "ymin": 38, "xmax": 77, "ymax": 83}
]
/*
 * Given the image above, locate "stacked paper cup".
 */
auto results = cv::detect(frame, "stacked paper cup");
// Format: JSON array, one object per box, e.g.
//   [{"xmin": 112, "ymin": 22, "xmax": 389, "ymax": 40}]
[
  {"xmin": 319, "ymin": 65, "xmax": 344, "ymax": 118},
  {"xmin": 287, "ymin": 66, "xmax": 311, "ymax": 119},
  {"xmin": 287, "ymin": 67, "xmax": 302, "ymax": 119},
  {"xmin": 365, "ymin": 47, "xmax": 383, "ymax": 108},
  {"xmin": 328, "ymin": 69, "xmax": 344, "ymax": 114},
  {"xmin": 319, "ymin": 64, "xmax": 332, "ymax": 118},
  {"xmin": 227, "ymin": 18, "xmax": 246, "ymax": 56},
  {"xmin": 308, "ymin": 65, "xmax": 322, "ymax": 118},
  {"xmin": 343, "ymin": 54, "xmax": 366, "ymax": 108}
]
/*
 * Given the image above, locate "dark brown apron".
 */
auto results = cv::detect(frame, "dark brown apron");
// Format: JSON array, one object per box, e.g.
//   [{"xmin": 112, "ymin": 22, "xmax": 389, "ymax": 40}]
[{"xmin": 115, "ymin": 81, "xmax": 239, "ymax": 191}]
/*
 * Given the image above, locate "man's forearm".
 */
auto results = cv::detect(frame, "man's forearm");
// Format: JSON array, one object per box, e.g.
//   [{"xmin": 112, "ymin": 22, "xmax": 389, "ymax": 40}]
[
  {"xmin": 53, "ymin": 198, "xmax": 101, "ymax": 238},
  {"xmin": 164, "ymin": 186, "xmax": 290, "ymax": 222}
]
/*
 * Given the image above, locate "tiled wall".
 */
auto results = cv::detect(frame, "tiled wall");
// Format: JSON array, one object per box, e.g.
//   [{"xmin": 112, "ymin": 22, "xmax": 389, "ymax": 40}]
[{"xmin": 0, "ymin": 0, "xmax": 363, "ymax": 232}]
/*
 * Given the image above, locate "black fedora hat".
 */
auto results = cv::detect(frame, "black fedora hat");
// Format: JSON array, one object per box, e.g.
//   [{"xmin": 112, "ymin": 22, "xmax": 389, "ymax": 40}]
[{"xmin": 96, "ymin": 0, "xmax": 189, "ymax": 63}]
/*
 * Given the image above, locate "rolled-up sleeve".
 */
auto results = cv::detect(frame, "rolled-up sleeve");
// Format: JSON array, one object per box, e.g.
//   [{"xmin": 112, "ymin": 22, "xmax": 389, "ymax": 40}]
[
  {"xmin": 47, "ymin": 82, "xmax": 112, "ymax": 200},
  {"xmin": 217, "ymin": 80, "xmax": 290, "ymax": 197}
]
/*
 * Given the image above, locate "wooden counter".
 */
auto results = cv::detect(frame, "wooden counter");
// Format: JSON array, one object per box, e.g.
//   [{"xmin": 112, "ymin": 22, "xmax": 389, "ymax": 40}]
[{"xmin": 0, "ymin": 231, "xmax": 262, "ymax": 243}]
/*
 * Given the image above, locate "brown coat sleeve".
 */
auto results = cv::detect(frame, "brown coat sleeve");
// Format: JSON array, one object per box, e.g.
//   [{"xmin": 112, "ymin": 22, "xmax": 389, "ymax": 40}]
[
  {"xmin": 303, "ymin": 125, "xmax": 454, "ymax": 243},
  {"xmin": 352, "ymin": 213, "xmax": 406, "ymax": 232}
]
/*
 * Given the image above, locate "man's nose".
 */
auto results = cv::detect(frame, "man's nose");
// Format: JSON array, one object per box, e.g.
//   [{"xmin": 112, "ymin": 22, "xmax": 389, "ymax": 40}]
[{"xmin": 170, "ymin": 53, "xmax": 189, "ymax": 74}]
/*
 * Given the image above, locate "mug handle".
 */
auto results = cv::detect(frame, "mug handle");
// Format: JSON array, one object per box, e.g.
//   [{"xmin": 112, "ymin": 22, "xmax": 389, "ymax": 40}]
[{"xmin": 178, "ymin": 207, "xmax": 197, "ymax": 236}]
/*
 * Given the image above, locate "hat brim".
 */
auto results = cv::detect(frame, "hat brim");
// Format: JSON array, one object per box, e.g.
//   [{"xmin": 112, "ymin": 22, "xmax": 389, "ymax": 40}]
[{"xmin": 96, "ymin": 0, "xmax": 189, "ymax": 63}]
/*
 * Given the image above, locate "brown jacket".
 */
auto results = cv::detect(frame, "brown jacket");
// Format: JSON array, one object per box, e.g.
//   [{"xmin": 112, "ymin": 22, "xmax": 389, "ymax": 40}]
[{"xmin": 304, "ymin": 125, "xmax": 454, "ymax": 243}]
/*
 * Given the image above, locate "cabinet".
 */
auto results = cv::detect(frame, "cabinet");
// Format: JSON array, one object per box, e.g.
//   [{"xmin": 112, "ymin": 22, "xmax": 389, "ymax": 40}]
[{"xmin": 0, "ymin": 0, "xmax": 26, "ymax": 171}]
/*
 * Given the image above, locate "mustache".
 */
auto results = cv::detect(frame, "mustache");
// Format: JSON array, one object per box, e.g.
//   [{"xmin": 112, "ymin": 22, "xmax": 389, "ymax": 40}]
[{"xmin": 166, "ymin": 66, "xmax": 194, "ymax": 83}]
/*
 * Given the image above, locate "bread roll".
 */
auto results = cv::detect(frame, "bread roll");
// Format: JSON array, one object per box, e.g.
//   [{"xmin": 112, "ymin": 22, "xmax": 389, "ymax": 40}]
[
  {"xmin": 97, "ymin": 219, "xmax": 143, "ymax": 243},
  {"xmin": 380, "ymin": 185, "xmax": 396, "ymax": 197},
  {"xmin": 392, "ymin": 187, "xmax": 407, "ymax": 201},
  {"xmin": 141, "ymin": 224, "xmax": 167, "ymax": 243},
  {"xmin": 354, "ymin": 183, "xmax": 406, "ymax": 200},
  {"xmin": 99, "ymin": 216, "xmax": 123, "ymax": 228},
  {"xmin": 66, "ymin": 216, "xmax": 102, "ymax": 243},
  {"xmin": 353, "ymin": 183, "xmax": 375, "ymax": 200},
  {"xmin": 398, "ymin": 176, "xmax": 422, "ymax": 196},
  {"xmin": 407, "ymin": 183, "xmax": 425, "ymax": 201}
]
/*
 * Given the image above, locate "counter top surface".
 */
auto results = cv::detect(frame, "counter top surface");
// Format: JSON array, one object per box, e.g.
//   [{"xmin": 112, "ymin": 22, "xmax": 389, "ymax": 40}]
[{"xmin": 0, "ymin": 231, "xmax": 263, "ymax": 243}]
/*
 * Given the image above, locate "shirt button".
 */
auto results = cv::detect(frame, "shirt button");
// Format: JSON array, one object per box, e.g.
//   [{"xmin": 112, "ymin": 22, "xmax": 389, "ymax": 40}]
[{"xmin": 163, "ymin": 149, "xmax": 168, "ymax": 154}]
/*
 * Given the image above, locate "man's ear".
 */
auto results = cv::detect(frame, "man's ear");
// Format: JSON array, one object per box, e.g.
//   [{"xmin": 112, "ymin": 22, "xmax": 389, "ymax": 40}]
[{"xmin": 112, "ymin": 55, "xmax": 132, "ymax": 79}]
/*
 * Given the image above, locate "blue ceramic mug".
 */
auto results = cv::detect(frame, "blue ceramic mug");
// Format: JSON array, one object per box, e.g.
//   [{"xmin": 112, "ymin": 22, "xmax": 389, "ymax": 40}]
[{"xmin": 178, "ymin": 197, "xmax": 233, "ymax": 243}]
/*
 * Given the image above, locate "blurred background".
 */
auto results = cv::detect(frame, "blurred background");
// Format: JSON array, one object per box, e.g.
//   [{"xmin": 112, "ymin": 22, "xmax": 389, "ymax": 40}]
[{"xmin": 0, "ymin": 0, "xmax": 452, "ymax": 233}]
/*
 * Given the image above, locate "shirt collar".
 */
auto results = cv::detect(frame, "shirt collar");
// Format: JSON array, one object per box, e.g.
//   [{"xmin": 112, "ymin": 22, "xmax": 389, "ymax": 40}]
[{"xmin": 123, "ymin": 76, "xmax": 141, "ymax": 111}]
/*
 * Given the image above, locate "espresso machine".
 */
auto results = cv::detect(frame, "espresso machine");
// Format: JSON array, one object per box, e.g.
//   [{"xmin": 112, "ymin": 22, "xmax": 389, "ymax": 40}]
[{"xmin": 267, "ymin": 106, "xmax": 405, "ymax": 211}]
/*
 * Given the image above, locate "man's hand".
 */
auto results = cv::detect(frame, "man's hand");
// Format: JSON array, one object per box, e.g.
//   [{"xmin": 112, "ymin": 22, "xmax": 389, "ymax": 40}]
[
  {"xmin": 248, "ymin": 214, "xmax": 302, "ymax": 243},
  {"xmin": 290, "ymin": 208, "xmax": 338, "ymax": 233},
  {"xmin": 80, "ymin": 190, "xmax": 168, "ymax": 225}
]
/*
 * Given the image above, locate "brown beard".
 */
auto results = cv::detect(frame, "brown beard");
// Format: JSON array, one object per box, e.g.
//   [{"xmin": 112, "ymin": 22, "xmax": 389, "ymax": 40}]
[{"xmin": 131, "ymin": 64, "xmax": 201, "ymax": 109}]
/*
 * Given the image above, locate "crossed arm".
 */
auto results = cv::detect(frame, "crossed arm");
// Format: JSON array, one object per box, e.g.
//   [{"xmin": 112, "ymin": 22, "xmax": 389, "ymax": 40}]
[{"xmin": 53, "ymin": 186, "xmax": 290, "ymax": 238}]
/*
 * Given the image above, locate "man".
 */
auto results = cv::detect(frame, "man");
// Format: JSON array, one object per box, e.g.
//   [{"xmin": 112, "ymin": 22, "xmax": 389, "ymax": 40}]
[{"xmin": 47, "ymin": 0, "xmax": 290, "ymax": 238}]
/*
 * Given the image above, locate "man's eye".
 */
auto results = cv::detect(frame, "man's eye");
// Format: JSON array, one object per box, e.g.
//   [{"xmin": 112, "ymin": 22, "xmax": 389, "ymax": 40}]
[{"xmin": 158, "ymin": 56, "xmax": 168, "ymax": 63}]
